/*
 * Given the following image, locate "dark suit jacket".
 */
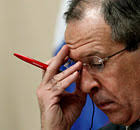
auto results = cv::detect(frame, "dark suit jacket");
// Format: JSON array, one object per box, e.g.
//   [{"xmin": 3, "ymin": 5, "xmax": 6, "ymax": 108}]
[
  {"xmin": 99, "ymin": 120, "xmax": 140, "ymax": 130},
  {"xmin": 99, "ymin": 123, "xmax": 126, "ymax": 130}
]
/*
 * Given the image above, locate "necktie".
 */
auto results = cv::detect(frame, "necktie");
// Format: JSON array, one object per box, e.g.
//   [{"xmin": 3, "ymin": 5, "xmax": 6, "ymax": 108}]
[{"xmin": 128, "ymin": 120, "xmax": 140, "ymax": 130}]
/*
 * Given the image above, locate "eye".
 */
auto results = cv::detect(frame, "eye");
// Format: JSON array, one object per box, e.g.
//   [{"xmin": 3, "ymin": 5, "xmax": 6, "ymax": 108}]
[
  {"xmin": 89, "ymin": 62, "xmax": 103, "ymax": 69},
  {"xmin": 88, "ymin": 56, "xmax": 104, "ymax": 69}
]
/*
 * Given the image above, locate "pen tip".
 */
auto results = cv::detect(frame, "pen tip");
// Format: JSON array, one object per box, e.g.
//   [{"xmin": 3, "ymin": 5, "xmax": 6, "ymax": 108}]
[{"xmin": 13, "ymin": 53, "xmax": 18, "ymax": 56}]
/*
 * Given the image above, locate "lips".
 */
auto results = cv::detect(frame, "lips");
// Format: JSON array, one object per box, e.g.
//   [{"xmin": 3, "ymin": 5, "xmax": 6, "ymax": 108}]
[
  {"xmin": 95, "ymin": 100, "xmax": 118, "ymax": 112},
  {"xmin": 97, "ymin": 101, "xmax": 114, "ymax": 107},
  {"xmin": 92, "ymin": 95, "xmax": 116, "ymax": 110},
  {"xmin": 90, "ymin": 92, "xmax": 118, "ymax": 111}
]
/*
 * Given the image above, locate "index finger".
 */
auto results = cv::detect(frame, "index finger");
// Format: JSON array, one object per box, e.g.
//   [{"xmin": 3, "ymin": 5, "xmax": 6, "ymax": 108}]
[{"xmin": 42, "ymin": 45, "xmax": 69, "ymax": 82}]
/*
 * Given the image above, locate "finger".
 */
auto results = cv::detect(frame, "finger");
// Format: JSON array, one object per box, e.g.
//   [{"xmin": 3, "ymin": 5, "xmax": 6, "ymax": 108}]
[
  {"xmin": 42, "ymin": 58, "xmax": 54, "ymax": 79},
  {"xmin": 41, "ymin": 71, "xmax": 79, "ymax": 95},
  {"xmin": 49, "ymin": 45, "xmax": 69, "ymax": 72},
  {"xmin": 41, "ymin": 61, "xmax": 81, "ymax": 91},
  {"xmin": 42, "ymin": 56, "xmax": 69, "ymax": 77},
  {"xmin": 42, "ymin": 56, "xmax": 70, "ymax": 82},
  {"xmin": 51, "ymin": 61, "xmax": 82, "ymax": 84},
  {"xmin": 42, "ymin": 45, "xmax": 69, "ymax": 82},
  {"xmin": 55, "ymin": 71, "xmax": 79, "ymax": 91},
  {"xmin": 44, "ymin": 71, "xmax": 79, "ymax": 95}
]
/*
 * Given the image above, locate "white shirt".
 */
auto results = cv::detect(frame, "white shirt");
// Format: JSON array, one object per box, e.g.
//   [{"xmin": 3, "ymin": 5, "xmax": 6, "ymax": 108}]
[{"xmin": 126, "ymin": 126, "xmax": 129, "ymax": 130}]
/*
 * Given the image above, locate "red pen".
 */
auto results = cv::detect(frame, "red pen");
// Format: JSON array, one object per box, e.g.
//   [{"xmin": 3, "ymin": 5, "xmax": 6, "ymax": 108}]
[{"xmin": 14, "ymin": 53, "xmax": 48, "ymax": 70}]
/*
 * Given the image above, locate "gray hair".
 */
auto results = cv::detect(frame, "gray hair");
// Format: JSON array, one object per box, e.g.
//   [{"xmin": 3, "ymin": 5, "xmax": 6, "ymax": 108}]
[{"xmin": 64, "ymin": 0, "xmax": 140, "ymax": 51}]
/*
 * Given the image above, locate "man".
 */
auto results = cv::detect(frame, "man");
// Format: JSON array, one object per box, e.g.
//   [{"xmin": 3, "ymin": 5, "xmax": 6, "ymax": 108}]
[{"xmin": 36, "ymin": 0, "xmax": 140, "ymax": 130}]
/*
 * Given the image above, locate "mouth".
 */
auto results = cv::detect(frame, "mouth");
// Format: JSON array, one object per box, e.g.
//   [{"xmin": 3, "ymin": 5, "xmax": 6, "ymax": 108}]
[
  {"xmin": 96, "ymin": 101, "xmax": 116, "ymax": 111},
  {"xmin": 90, "ymin": 93, "xmax": 118, "ymax": 112}
]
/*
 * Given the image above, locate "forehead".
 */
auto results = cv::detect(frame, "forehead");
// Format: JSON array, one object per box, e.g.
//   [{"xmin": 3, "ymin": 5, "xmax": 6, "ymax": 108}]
[
  {"xmin": 65, "ymin": 9, "xmax": 118, "ymax": 60},
  {"xmin": 65, "ymin": 9, "xmax": 105, "ymax": 42}
]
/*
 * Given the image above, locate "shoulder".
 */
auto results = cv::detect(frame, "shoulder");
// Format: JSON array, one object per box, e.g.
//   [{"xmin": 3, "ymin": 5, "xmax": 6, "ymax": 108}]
[{"xmin": 99, "ymin": 123, "xmax": 125, "ymax": 130}]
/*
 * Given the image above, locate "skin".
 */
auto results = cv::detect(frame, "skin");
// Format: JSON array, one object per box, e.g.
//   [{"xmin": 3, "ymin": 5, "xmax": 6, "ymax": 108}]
[
  {"xmin": 37, "ymin": 8, "xmax": 140, "ymax": 130},
  {"xmin": 37, "ymin": 46, "xmax": 86, "ymax": 130}
]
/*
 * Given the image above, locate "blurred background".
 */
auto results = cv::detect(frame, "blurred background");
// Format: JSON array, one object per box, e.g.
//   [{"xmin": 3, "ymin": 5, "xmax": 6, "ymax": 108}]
[
  {"xmin": 1, "ymin": 0, "xmax": 109, "ymax": 129},
  {"xmin": 1, "ymin": 0, "xmax": 65, "ymax": 129}
]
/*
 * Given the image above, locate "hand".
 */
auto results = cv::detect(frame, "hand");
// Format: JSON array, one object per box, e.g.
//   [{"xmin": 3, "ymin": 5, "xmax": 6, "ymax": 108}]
[{"xmin": 36, "ymin": 45, "xmax": 87, "ymax": 130}]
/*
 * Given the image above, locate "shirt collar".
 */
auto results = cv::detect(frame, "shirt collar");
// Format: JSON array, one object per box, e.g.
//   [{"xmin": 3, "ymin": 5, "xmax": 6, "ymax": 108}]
[
  {"xmin": 126, "ymin": 126, "xmax": 129, "ymax": 130},
  {"xmin": 125, "ymin": 119, "xmax": 140, "ymax": 130}
]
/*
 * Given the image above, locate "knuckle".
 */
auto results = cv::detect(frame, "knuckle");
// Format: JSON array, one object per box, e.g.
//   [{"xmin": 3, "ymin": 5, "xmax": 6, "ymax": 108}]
[
  {"xmin": 55, "ymin": 82, "xmax": 63, "ymax": 89},
  {"xmin": 52, "ymin": 96, "xmax": 60, "ymax": 102},
  {"xmin": 53, "ymin": 75, "xmax": 58, "ymax": 81},
  {"xmin": 57, "ymin": 82, "xmax": 62, "ymax": 87},
  {"xmin": 60, "ymin": 71, "xmax": 65, "ymax": 76},
  {"xmin": 49, "ymin": 76, "xmax": 57, "ymax": 84}
]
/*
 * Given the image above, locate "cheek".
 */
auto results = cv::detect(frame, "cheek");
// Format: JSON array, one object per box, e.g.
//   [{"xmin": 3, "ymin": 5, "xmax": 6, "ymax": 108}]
[
  {"xmin": 101, "ymin": 62, "xmax": 140, "ymax": 123},
  {"xmin": 103, "ymin": 57, "xmax": 140, "ymax": 110},
  {"xmin": 101, "ymin": 63, "xmax": 133, "ymax": 104}
]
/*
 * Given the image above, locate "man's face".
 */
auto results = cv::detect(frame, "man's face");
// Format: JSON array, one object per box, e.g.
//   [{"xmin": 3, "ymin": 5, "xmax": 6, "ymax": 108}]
[{"xmin": 65, "ymin": 9, "xmax": 140, "ymax": 125}]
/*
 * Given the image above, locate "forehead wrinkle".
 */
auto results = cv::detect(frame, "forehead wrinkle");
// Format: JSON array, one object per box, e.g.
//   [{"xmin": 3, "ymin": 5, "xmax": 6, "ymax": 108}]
[
  {"xmin": 67, "ymin": 26, "xmax": 110, "ymax": 56},
  {"xmin": 67, "ymin": 39, "xmax": 96, "ymax": 49},
  {"xmin": 69, "ymin": 42, "xmax": 106, "ymax": 61},
  {"xmin": 65, "ymin": 9, "xmax": 115, "ymax": 61},
  {"xmin": 66, "ymin": 23, "xmax": 110, "ymax": 49},
  {"xmin": 65, "ymin": 16, "xmax": 98, "ymax": 46},
  {"xmin": 65, "ymin": 28, "xmax": 94, "ymax": 48},
  {"xmin": 66, "ymin": 26, "xmax": 105, "ymax": 50}
]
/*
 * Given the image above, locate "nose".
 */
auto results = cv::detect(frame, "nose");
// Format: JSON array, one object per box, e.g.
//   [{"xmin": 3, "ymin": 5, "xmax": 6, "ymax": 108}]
[{"xmin": 80, "ymin": 67, "xmax": 100, "ymax": 93}]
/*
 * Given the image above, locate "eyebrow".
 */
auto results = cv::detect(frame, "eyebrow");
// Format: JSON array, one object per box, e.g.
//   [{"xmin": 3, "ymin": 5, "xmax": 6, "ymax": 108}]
[
  {"xmin": 69, "ymin": 51, "xmax": 106, "ymax": 63},
  {"xmin": 81, "ymin": 51, "xmax": 106, "ymax": 59}
]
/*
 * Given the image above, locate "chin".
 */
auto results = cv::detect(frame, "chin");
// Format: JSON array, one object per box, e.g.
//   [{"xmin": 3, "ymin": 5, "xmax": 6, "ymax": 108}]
[
  {"xmin": 106, "ymin": 109, "xmax": 132, "ymax": 125},
  {"xmin": 108, "ymin": 114, "xmax": 129, "ymax": 125}
]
